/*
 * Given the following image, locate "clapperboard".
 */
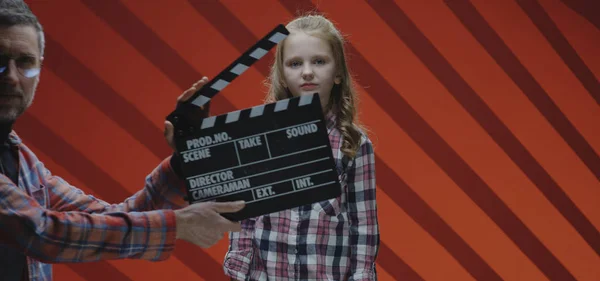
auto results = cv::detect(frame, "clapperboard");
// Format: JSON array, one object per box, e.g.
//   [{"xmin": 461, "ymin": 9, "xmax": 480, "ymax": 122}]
[{"xmin": 166, "ymin": 25, "xmax": 341, "ymax": 221}]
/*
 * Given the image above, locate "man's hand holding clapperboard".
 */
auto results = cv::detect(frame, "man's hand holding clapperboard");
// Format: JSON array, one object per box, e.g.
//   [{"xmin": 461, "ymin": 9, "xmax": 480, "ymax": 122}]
[{"xmin": 166, "ymin": 25, "xmax": 341, "ymax": 221}]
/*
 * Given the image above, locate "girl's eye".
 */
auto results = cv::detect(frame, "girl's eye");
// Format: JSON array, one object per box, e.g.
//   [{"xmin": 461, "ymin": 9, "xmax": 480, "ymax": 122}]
[
  {"xmin": 289, "ymin": 61, "xmax": 302, "ymax": 68},
  {"xmin": 314, "ymin": 58, "xmax": 326, "ymax": 65}
]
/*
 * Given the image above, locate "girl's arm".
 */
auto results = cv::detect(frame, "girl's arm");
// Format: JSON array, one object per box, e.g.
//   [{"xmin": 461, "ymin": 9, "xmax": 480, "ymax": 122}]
[{"xmin": 347, "ymin": 137, "xmax": 380, "ymax": 281}]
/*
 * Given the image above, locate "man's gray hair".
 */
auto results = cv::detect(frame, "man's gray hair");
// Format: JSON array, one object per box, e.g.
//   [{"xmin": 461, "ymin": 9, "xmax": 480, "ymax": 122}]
[{"xmin": 0, "ymin": 0, "xmax": 45, "ymax": 57}]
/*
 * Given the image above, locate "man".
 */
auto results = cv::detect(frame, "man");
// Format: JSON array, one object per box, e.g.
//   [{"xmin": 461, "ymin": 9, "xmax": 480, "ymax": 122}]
[{"xmin": 0, "ymin": 1, "xmax": 243, "ymax": 280}]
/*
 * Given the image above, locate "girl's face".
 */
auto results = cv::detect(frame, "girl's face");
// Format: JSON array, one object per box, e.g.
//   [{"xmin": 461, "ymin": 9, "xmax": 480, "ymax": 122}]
[{"xmin": 281, "ymin": 31, "xmax": 338, "ymax": 111}]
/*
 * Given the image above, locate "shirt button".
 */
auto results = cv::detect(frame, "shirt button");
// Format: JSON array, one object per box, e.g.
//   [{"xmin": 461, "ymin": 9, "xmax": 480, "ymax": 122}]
[{"xmin": 294, "ymin": 248, "xmax": 298, "ymax": 254}]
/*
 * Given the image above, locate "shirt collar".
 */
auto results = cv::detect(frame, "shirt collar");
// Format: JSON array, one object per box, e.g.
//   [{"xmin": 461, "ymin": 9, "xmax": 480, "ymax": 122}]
[{"xmin": 8, "ymin": 131, "xmax": 22, "ymax": 146}]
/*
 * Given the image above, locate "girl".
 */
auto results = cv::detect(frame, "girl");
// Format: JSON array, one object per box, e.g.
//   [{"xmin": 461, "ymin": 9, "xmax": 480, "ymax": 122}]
[{"xmin": 224, "ymin": 14, "xmax": 379, "ymax": 281}]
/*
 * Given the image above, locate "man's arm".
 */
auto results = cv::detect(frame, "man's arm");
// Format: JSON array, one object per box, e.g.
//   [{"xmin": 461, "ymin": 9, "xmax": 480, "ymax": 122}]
[
  {"xmin": 43, "ymin": 155, "xmax": 187, "ymax": 214},
  {"xmin": 347, "ymin": 137, "xmax": 380, "ymax": 281},
  {"xmin": 0, "ymin": 179, "xmax": 177, "ymax": 263},
  {"xmin": 0, "ymin": 177, "xmax": 243, "ymax": 263}
]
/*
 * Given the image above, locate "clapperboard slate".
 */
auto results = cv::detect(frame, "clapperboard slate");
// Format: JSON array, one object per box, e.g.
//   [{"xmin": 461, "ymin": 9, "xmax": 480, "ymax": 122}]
[{"xmin": 167, "ymin": 25, "xmax": 341, "ymax": 221}]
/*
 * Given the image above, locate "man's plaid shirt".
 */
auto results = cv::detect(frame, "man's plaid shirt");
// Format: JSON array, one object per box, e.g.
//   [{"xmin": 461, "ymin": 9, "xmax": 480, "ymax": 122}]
[
  {"xmin": 0, "ymin": 132, "xmax": 187, "ymax": 281},
  {"xmin": 224, "ymin": 114, "xmax": 380, "ymax": 281}
]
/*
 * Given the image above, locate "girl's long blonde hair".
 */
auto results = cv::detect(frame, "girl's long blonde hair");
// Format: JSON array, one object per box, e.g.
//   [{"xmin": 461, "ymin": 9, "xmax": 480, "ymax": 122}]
[{"xmin": 266, "ymin": 14, "xmax": 363, "ymax": 158}]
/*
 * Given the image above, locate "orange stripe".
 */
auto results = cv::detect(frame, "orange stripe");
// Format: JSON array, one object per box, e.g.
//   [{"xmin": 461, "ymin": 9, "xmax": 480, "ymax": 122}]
[
  {"xmin": 392, "ymin": 0, "xmax": 600, "ymax": 279},
  {"xmin": 453, "ymin": 0, "xmax": 600, "ymax": 182},
  {"xmin": 403, "ymin": 0, "xmax": 593, "ymax": 274},
  {"xmin": 376, "ymin": 264, "xmax": 399, "ymax": 281},
  {"xmin": 31, "ymin": 70, "xmax": 160, "ymax": 197},
  {"xmin": 53, "ymin": 265, "xmax": 87, "ymax": 281},
  {"xmin": 469, "ymin": 0, "xmax": 600, "ymax": 252},
  {"xmin": 378, "ymin": 242, "xmax": 424, "ymax": 281},
  {"xmin": 538, "ymin": 0, "xmax": 600, "ymax": 148},
  {"xmin": 375, "ymin": 183, "xmax": 477, "ymax": 281},
  {"xmin": 515, "ymin": 0, "xmax": 600, "ymax": 105},
  {"xmin": 78, "ymin": 0, "xmax": 238, "ymax": 116},
  {"xmin": 314, "ymin": 2, "xmax": 568, "ymax": 278},
  {"xmin": 66, "ymin": 262, "xmax": 132, "ymax": 281},
  {"xmin": 358, "ymin": 86, "xmax": 545, "ymax": 280},
  {"xmin": 117, "ymin": 0, "xmax": 261, "ymax": 114},
  {"xmin": 540, "ymin": 0, "xmax": 600, "ymax": 78},
  {"xmin": 186, "ymin": 1, "xmax": 273, "ymax": 77},
  {"xmin": 558, "ymin": 0, "xmax": 600, "ymax": 31},
  {"xmin": 31, "ymin": 0, "xmax": 189, "ymax": 128},
  {"xmin": 19, "ymin": 136, "xmax": 100, "ymax": 197},
  {"xmin": 78, "ymin": 0, "xmax": 202, "ymax": 90}
]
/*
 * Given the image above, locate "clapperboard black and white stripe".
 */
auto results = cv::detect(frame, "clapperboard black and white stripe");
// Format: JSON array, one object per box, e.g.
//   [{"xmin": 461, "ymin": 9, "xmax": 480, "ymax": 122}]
[
  {"xmin": 166, "ymin": 24, "xmax": 341, "ymax": 221},
  {"xmin": 167, "ymin": 24, "xmax": 289, "ymax": 137},
  {"xmin": 189, "ymin": 25, "xmax": 288, "ymax": 108}
]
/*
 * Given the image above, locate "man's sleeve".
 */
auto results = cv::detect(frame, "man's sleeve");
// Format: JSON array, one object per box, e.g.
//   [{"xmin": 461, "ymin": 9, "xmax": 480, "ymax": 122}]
[
  {"xmin": 0, "ymin": 179, "xmax": 177, "ymax": 263},
  {"xmin": 46, "ymin": 155, "xmax": 188, "ymax": 214}
]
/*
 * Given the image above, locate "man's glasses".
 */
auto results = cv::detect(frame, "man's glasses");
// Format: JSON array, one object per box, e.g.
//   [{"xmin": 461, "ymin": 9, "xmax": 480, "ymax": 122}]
[{"xmin": 0, "ymin": 54, "xmax": 41, "ymax": 78}]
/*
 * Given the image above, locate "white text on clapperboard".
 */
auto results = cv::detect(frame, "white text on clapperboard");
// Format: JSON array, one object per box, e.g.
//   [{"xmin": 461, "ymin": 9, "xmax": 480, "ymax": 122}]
[
  {"xmin": 182, "ymin": 123, "xmax": 321, "ymax": 201},
  {"xmin": 181, "ymin": 132, "xmax": 230, "ymax": 163}
]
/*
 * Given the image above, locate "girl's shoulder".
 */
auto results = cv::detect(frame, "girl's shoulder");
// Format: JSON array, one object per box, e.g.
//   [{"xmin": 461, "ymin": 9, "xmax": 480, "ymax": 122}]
[{"xmin": 354, "ymin": 124, "xmax": 373, "ymax": 149}]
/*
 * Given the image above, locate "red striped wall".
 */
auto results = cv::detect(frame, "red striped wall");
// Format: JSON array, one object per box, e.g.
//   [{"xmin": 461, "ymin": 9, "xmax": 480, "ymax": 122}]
[{"xmin": 18, "ymin": 0, "xmax": 599, "ymax": 280}]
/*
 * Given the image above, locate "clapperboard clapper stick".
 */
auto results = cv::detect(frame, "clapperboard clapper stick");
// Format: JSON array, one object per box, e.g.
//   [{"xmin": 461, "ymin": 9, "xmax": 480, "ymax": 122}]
[{"xmin": 166, "ymin": 25, "xmax": 341, "ymax": 221}]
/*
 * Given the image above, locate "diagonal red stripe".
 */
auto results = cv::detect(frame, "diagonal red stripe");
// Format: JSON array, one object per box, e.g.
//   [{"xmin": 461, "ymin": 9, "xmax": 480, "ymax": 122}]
[
  {"xmin": 515, "ymin": 0, "xmax": 600, "ymax": 105},
  {"xmin": 79, "ymin": 0, "xmax": 196, "ymax": 89},
  {"xmin": 53, "ymin": 264, "xmax": 87, "ymax": 281},
  {"xmin": 378, "ymin": 241, "xmax": 424, "ymax": 281},
  {"xmin": 17, "ymin": 112, "xmax": 130, "ymax": 202},
  {"xmin": 186, "ymin": 0, "xmax": 273, "ymax": 77},
  {"xmin": 375, "ymin": 157, "xmax": 497, "ymax": 280},
  {"xmin": 79, "ymin": 0, "xmax": 236, "ymax": 115},
  {"xmin": 559, "ymin": 0, "xmax": 600, "ymax": 31},
  {"xmin": 445, "ymin": 0, "xmax": 600, "ymax": 255},
  {"xmin": 363, "ymin": 0, "xmax": 579, "ymax": 279},
  {"xmin": 67, "ymin": 263, "xmax": 132, "ymax": 281},
  {"xmin": 446, "ymin": 0, "xmax": 600, "ymax": 182},
  {"xmin": 44, "ymin": 36, "xmax": 171, "ymax": 159}
]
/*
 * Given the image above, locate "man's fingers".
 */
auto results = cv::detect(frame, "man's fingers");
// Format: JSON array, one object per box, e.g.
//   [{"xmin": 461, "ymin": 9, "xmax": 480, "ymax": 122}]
[
  {"xmin": 178, "ymin": 77, "xmax": 209, "ymax": 103},
  {"xmin": 164, "ymin": 121, "xmax": 174, "ymax": 151},
  {"xmin": 222, "ymin": 221, "xmax": 242, "ymax": 232},
  {"xmin": 211, "ymin": 200, "xmax": 245, "ymax": 213},
  {"xmin": 164, "ymin": 121, "xmax": 173, "ymax": 136},
  {"xmin": 177, "ymin": 88, "xmax": 194, "ymax": 102}
]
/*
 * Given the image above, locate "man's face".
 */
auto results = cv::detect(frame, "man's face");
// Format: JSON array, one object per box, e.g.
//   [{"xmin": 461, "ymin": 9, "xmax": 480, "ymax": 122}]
[{"xmin": 0, "ymin": 25, "xmax": 41, "ymax": 123}]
